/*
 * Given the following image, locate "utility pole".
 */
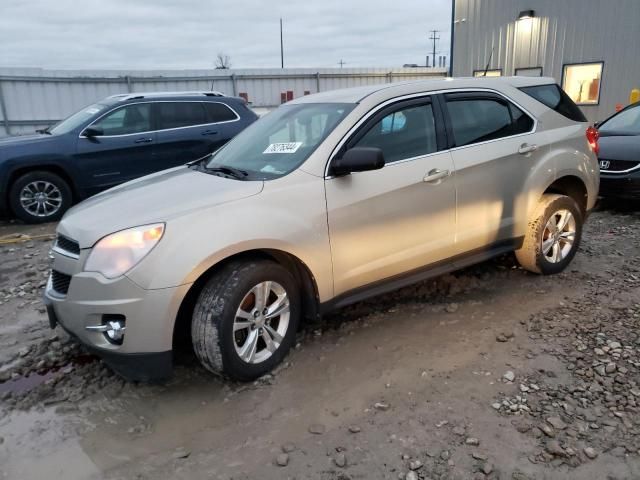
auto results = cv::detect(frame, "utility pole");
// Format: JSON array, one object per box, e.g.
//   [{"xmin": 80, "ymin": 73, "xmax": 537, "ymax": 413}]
[
  {"xmin": 429, "ymin": 30, "xmax": 440, "ymax": 69},
  {"xmin": 338, "ymin": 59, "xmax": 346, "ymax": 68},
  {"xmin": 280, "ymin": 18, "xmax": 284, "ymax": 69}
]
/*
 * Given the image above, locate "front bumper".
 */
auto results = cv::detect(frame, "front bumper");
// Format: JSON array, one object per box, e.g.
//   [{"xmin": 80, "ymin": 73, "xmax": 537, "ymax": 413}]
[
  {"xmin": 44, "ymin": 265, "xmax": 190, "ymax": 382},
  {"xmin": 600, "ymin": 171, "xmax": 640, "ymax": 199}
]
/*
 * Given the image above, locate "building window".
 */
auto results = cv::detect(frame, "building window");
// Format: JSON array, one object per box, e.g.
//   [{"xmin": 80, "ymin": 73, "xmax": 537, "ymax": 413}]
[
  {"xmin": 562, "ymin": 62, "xmax": 604, "ymax": 105},
  {"xmin": 515, "ymin": 67, "xmax": 543, "ymax": 77},
  {"xmin": 473, "ymin": 69, "xmax": 502, "ymax": 77}
]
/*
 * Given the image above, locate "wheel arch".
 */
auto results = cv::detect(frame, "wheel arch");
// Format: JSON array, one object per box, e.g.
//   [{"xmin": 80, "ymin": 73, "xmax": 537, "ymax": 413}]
[
  {"xmin": 7, "ymin": 163, "xmax": 80, "ymax": 203},
  {"xmin": 543, "ymin": 175, "xmax": 588, "ymax": 215},
  {"xmin": 172, "ymin": 248, "xmax": 321, "ymax": 350}
]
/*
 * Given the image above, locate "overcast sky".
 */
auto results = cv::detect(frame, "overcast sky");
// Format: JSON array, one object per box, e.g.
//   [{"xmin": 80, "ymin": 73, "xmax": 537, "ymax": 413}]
[{"xmin": 1, "ymin": 0, "xmax": 452, "ymax": 70}]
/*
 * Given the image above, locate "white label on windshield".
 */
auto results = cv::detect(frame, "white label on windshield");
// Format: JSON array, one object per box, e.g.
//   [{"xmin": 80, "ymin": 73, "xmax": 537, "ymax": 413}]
[{"xmin": 263, "ymin": 142, "xmax": 302, "ymax": 154}]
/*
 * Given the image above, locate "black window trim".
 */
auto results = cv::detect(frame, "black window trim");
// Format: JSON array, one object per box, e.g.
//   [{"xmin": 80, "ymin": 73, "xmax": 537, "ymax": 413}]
[
  {"xmin": 325, "ymin": 88, "xmax": 538, "ymax": 178},
  {"xmin": 79, "ymin": 100, "xmax": 241, "ymax": 139},
  {"xmin": 561, "ymin": 60, "xmax": 605, "ymax": 106},
  {"xmin": 326, "ymin": 94, "xmax": 447, "ymax": 177},
  {"xmin": 514, "ymin": 66, "xmax": 543, "ymax": 77},
  {"xmin": 472, "ymin": 68, "xmax": 503, "ymax": 77},
  {"xmin": 440, "ymin": 89, "xmax": 537, "ymax": 150}
]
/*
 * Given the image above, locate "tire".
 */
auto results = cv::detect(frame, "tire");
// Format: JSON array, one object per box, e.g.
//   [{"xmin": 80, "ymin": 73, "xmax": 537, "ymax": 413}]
[
  {"xmin": 9, "ymin": 171, "xmax": 72, "ymax": 223},
  {"xmin": 515, "ymin": 194, "xmax": 583, "ymax": 275},
  {"xmin": 191, "ymin": 259, "xmax": 301, "ymax": 381}
]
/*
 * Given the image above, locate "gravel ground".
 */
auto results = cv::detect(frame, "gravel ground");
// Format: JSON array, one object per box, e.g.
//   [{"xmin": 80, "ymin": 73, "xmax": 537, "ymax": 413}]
[{"xmin": 0, "ymin": 202, "xmax": 639, "ymax": 479}]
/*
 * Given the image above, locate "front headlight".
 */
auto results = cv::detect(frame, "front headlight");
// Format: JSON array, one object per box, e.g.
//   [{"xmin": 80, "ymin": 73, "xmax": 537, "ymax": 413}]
[{"xmin": 84, "ymin": 223, "xmax": 165, "ymax": 279}]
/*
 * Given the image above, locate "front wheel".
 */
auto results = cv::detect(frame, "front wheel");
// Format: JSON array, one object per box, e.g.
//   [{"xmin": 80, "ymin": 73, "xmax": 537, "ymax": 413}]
[
  {"xmin": 191, "ymin": 260, "xmax": 300, "ymax": 381},
  {"xmin": 515, "ymin": 194, "xmax": 583, "ymax": 275},
  {"xmin": 9, "ymin": 171, "xmax": 72, "ymax": 223}
]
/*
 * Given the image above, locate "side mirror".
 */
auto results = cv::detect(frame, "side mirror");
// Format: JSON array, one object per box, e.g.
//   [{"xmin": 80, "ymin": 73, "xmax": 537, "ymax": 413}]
[
  {"xmin": 331, "ymin": 147, "xmax": 385, "ymax": 176},
  {"xmin": 83, "ymin": 126, "xmax": 103, "ymax": 137}
]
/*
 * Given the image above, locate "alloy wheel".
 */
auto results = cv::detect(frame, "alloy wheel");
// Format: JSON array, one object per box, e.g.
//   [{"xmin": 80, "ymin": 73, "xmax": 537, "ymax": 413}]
[
  {"xmin": 233, "ymin": 281, "xmax": 290, "ymax": 364},
  {"xmin": 541, "ymin": 209, "xmax": 576, "ymax": 263},
  {"xmin": 20, "ymin": 181, "xmax": 63, "ymax": 217}
]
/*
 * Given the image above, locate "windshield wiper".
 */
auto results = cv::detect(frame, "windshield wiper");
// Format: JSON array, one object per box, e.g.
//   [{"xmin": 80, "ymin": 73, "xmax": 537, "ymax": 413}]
[{"xmin": 205, "ymin": 165, "xmax": 249, "ymax": 180}]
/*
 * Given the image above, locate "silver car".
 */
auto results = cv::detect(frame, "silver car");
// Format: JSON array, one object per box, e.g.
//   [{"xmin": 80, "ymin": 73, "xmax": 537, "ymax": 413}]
[{"xmin": 44, "ymin": 77, "xmax": 599, "ymax": 381}]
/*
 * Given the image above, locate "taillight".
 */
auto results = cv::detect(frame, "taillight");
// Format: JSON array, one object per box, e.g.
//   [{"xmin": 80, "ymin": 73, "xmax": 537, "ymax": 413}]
[{"xmin": 586, "ymin": 126, "xmax": 600, "ymax": 155}]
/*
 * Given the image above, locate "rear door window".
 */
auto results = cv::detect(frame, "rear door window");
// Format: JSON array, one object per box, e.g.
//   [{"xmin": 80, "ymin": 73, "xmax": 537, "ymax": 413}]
[
  {"xmin": 519, "ymin": 84, "xmax": 587, "ymax": 123},
  {"xmin": 157, "ymin": 102, "xmax": 208, "ymax": 130},
  {"xmin": 445, "ymin": 95, "xmax": 534, "ymax": 147},
  {"xmin": 204, "ymin": 102, "xmax": 238, "ymax": 123}
]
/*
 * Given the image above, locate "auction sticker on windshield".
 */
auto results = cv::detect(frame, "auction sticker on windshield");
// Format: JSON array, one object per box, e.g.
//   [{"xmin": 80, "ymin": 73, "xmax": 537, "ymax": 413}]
[{"xmin": 263, "ymin": 142, "xmax": 303, "ymax": 154}]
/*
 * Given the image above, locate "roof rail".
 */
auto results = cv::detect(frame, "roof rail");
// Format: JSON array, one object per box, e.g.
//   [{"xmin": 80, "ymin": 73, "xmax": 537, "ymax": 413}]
[{"xmin": 107, "ymin": 91, "xmax": 225, "ymax": 101}]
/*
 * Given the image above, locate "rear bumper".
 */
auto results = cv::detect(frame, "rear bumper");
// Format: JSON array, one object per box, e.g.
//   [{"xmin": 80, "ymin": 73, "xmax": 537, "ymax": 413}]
[{"xmin": 599, "ymin": 171, "xmax": 640, "ymax": 199}]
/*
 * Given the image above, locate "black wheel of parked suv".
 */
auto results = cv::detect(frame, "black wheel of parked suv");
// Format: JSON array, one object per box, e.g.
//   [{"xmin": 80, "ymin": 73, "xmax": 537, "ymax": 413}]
[
  {"xmin": 9, "ymin": 171, "xmax": 72, "ymax": 223},
  {"xmin": 191, "ymin": 259, "xmax": 301, "ymax": 381},
  {"xmin": 515, "ymin": 194, "xmax": 583, "ymax": 275}
]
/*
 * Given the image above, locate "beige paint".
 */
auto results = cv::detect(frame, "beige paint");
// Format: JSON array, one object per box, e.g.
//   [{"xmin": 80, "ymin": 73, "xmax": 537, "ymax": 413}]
[{"xmin": 47, "ymin": 76, "xmax": 599, "ymax": 355}]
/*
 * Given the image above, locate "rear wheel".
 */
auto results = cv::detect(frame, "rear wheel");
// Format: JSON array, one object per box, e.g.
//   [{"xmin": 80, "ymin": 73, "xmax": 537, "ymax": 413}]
[
  {"xmin": 515, "ymin": 194, "xmax": 583, "ymax": 275},
  {"xmin": 9, "ymin": 171, "xmax": 72, "ymax": 223},
  {"xmin": 191, "ymin": 260, "xmax": 300, "ymax": 381}
]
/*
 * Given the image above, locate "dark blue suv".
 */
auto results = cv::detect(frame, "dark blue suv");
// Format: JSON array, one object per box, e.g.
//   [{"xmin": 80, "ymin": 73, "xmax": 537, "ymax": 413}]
[{"xmin": 0, "ymin": 92, "xmax": 258, "ymax": 223}]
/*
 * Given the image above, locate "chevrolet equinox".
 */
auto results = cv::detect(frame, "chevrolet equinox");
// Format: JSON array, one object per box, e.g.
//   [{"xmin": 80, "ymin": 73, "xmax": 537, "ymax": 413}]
[{"xmin": 44, "ymin": 77, "xmax": 599, "ymax": 381}]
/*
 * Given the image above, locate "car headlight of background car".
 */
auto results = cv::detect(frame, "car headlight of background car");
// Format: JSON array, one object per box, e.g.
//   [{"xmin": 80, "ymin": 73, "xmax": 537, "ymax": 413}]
[{"xmin": 84, "ymin": 223, "xmax": 165, "ymax": 279}]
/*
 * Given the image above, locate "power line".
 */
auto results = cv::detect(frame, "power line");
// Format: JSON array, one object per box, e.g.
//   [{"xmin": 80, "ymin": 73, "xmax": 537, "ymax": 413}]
[
  {"xmin": 338, "ymin": 59, "xmax": 347, "ymax": 68},
  {"xmin": 429, "ymin": 30, "xmax": 440, "ymax": 69}
]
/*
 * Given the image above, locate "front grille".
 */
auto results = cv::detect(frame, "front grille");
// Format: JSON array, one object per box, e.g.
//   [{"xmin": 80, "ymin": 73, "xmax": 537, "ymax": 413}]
[
  {"xmin": 599, "ymin": 158, "xmax": 639, "ymax": 172},
  {"xmin": 55, "ymin": 235, "xmax": 80, "ymax": 256},
  {"xmin": 51, "ymin": 270, "xmax": 72, "ymax": 295}
]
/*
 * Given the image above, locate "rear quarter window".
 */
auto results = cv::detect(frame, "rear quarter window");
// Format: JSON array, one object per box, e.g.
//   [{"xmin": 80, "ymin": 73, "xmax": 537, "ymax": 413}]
[{"xmin": 519, "ymin": 84, "xmax": 587, "ymax": 123}]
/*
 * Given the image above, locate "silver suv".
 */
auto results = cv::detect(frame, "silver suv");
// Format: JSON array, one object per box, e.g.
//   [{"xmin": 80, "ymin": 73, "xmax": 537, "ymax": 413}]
[{"xmin": 44, "ymin": 77, "xmax": 599, "ymax": 381}]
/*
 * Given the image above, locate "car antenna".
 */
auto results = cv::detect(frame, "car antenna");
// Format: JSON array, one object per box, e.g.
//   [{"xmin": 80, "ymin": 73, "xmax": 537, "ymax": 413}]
[{"xmin": 483, "ymin": 46, "xmax": 494, "ymax": 76}]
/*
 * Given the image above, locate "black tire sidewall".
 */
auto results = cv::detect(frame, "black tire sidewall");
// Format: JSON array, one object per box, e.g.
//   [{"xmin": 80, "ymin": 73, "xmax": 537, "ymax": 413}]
[
  {"xmin": 9, "ymin": 171, "xmax": 72, "ymax": 223},
  {"xmin": 535, "ymin": 196, "xmax": 583, "ymax": 275},
  {"xmin": 198, "ymin": 261, "xmax": 301, "ymax": 381}
]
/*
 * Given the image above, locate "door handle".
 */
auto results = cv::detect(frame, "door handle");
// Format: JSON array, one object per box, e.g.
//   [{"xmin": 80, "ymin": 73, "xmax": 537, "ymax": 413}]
[
  {"xmin": 518, "ymin": 143, "xmax": 538, "ymax": 155},
  {"xmin": 201, "ymin": 130, "xmax": 219, "ymax": 136},
  {"xmin": 134, "ymin": 137, "xmax": 153, "ymax": 144},
  {"xmin": 423, "ymin": 169, "xmax": 450, "ymax": 183}
]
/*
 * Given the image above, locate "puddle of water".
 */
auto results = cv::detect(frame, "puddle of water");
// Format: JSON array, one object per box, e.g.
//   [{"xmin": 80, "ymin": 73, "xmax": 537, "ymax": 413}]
[
  {"xmin": 0, "ymin": 370, "xmax": 57, "ymax": 394},
  {"xmin": 0, "ymin": 353, "xmax": 97, "ymax": 394}
]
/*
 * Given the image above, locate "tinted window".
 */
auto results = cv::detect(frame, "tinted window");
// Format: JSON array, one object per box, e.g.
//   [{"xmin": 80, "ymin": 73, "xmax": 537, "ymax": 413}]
[
  {"xmin": 205, "ymin": 102, "xmax": 238, "ymax": 123},
  {"xmin": 599, "ymin": 104, "xmax": 640, "ymax": 135},
  {"xmin": 157, "ymin": 102, "xmax": 207, "ymax": 129},
  {"xmin": 519, "ymin": 84, "xmax": 587, "ymax": 122},
  {"xmin": 91, "ymin": 104, "xmax": 151, "ymax": 135},
  {"xmin": 445, "ymin": 97, "xmax": 533, "ymax": 147},
  {"xmin": 354, "ymin": 103, "xmax": 437, "ymax": 163}
]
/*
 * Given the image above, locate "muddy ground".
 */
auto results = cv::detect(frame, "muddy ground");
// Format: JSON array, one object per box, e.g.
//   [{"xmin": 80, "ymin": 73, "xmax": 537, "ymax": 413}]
[{"xmin": 0, "ymin": 202, "xmax": 640, "ymax": 480}]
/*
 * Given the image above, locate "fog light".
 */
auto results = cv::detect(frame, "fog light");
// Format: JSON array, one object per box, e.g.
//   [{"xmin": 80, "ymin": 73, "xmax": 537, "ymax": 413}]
[{"xmin": 86, "ymin": 315, "xmax": 126, "ymax": 345}]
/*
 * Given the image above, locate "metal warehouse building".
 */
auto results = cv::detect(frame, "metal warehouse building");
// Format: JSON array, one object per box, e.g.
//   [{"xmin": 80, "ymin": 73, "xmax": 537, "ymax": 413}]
[{"xmin": 451, "ymin": 0, "xmax": 640, "ymax": 122}]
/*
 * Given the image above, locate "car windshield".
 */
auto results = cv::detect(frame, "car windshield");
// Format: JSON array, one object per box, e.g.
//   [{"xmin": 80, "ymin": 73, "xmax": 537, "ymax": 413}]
[
  {"xmin": 205, "ymin": 103, "xmax": 354, "ymax": 180},
  {"xmin": 49, "ymin": 103, "xmax": 110, "ymax": 135},
  {"xmin": 599, "ymin": 104, "xmax": 640, "ymax": 135}
]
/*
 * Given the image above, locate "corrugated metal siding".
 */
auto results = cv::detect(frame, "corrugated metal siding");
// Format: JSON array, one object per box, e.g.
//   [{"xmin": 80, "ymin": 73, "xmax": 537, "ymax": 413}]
[
  {"xmin": 452, "ymin": 0, "xmax": 640, "ymax": 121},
  {"xmin": 0, "ymin": 67, "xmax": 446, "ymax": 137}
]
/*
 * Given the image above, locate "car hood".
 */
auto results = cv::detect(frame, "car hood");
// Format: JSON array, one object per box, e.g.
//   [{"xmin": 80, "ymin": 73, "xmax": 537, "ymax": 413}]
[
  {"xmin": 598, "ymin": 134, "xmax": 640, "ymax": 162},
  {"xmin": 0, "ymin": 133, "xmax": 55, "ymax": 146},
  {"xmin": 58, "ymin": 166, "xmax": 264, "ymax": 248}
]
